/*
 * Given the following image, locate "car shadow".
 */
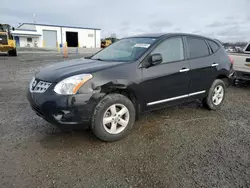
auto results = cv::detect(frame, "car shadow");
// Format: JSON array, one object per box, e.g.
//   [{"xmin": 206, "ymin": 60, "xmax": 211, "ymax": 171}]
[
  {"xmin": 232, "ymin": 81, "xmax": 250, "ymax": 89},
  {"xmin": 0, "ymin": 53, "xmax": 8, "ymax": 57},
  {"xmin": 39, "ymin": 100, "xmax": 207, "ymax": 148},
  {"xmin": 39, "ymin": 126, "xmax": 104, "ymax": 149}
]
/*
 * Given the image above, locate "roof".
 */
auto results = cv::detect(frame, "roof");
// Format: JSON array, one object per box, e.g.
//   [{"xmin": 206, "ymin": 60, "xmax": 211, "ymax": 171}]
[
  {"xmin": 130, "ymin": 33, "xmax": 167, "ymax": 38},
  {"xmin": 130, "ymin": 33, "xmax": 214, "ymax": 40},
  {"xmin": 18, "ymin": 23, "xmax": 101, "ymax": 30}
]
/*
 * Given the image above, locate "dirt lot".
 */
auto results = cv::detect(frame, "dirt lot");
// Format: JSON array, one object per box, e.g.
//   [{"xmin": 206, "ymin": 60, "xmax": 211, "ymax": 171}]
[{"xmin": 0, "ymin": 53, "xmax": 250, "ymax": 188}]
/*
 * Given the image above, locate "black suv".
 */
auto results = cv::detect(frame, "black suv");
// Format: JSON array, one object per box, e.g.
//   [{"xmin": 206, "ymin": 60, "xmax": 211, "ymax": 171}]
[{"xmin": 27, "ymin": 33, "xmax": 234, "ymax": 141}]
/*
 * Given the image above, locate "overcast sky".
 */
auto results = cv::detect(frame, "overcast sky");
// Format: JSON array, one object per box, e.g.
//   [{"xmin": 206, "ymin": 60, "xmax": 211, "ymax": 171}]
[{"xmin": 1, "ymin": 0, "xmax": 250, "ymax": 42}]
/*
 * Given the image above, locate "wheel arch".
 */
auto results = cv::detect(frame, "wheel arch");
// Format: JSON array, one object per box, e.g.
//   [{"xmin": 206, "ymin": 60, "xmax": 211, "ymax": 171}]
[
  {"xmin": 102, "ymin": 84, "xmax": 140, "ymax": 120},
  {"xmin": 216, "ymin": 74, "xmax": 230, "ymax": 87}
]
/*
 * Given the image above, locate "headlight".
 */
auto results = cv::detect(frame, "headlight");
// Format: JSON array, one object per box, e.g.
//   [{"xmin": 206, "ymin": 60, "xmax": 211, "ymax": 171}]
[{"xmin": 54, "ymin": 74, "xmax": 93, "ymax": 95}]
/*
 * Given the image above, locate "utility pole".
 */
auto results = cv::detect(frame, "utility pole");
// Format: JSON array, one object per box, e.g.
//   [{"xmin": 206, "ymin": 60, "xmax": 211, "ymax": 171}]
[{"xmin": 33, "ymin": 13, "xmax": 36, "ymax": 24}]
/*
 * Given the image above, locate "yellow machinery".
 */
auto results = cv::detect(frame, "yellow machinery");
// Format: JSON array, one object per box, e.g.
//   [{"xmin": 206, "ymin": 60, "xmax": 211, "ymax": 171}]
[
  {"xmin": 0, "ymin": 24, "xmax": 17, "ymax": 56},
  {"xmin": 101, "ymin": 37, "xmax": 118, "ymax": 48},
  {"xmin": 101, "ymin": 39, "xmax": 112, "ymax": 48}
]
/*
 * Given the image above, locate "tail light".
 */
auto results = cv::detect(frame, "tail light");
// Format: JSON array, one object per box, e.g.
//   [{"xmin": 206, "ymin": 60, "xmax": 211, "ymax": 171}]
[{"xmin": 228, "ymin": 56, "xmax": 234, "ymax": 64}]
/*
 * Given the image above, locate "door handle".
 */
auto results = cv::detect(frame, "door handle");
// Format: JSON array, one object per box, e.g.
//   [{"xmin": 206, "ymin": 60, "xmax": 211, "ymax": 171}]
[
  {"xmin": 179, "ymin": 68, "xmax": 190, "ymax": 73},
  {"xmin": 211, "ymin": 63, "xmax": 219, "ymax": 67}
]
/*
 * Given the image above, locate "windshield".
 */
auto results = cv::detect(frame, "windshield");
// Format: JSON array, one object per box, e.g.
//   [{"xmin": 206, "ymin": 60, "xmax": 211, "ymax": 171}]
[{"xmin": 91, "ymin": 37, "xmax": 157, "ymax": 62}]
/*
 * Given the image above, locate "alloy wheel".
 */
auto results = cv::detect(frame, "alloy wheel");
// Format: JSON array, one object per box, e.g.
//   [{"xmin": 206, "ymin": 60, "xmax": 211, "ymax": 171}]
[
  {"xmin": 103, "ymin": 104, "xmax": 130, "ymax": 134},
  {"xmin": 212, "ymin": 85, "xmax": 224, "ymax": 105}
]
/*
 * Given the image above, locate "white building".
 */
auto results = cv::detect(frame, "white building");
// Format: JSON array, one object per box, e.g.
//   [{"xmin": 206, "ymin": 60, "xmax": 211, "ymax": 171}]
[{"xmin": 12, "ymin": 23, "xmax": 101, "ymax": 48}]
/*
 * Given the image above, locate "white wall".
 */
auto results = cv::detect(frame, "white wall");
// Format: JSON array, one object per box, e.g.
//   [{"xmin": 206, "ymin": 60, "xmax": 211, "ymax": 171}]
[
  {"xmin": 18, "ymin": 24, "xmax": 101, "ymax": 48},
  {"xmin": 18, "ymin": 36, "xmax": 40, "ymax": 47},
  {"xmin": 62, "ymin": 28, "xmax": 97, "ymax": 48},
  {"xmin": 95, "ymin": 30, "xmax": 101, "ymax": 48},
  {"xmin": 35, "ymin": 25, "xmax": 61, "ymax": 47},
  {"xmin": 19, "ymin": 37, "xmax": 26, "ymax": 47}
]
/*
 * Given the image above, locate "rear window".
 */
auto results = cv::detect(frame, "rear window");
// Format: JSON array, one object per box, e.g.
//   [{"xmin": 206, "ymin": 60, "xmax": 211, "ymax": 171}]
[
  {"xmin": 245, "ymin": 43, "xmax": 250, "ymax": 52},
  {"xmin": 207, "ymin": 40, "xmax": 220, "ymax": 53},
  {"xmin": 187, "ymin": 37, "xmax": 210, "ymax": 59}
]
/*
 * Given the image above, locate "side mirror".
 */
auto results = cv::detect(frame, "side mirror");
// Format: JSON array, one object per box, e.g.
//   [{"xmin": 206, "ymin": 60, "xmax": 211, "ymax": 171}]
[
  {"xmin": 12, "ymin": 27, "xmax": 15, "ymax": 31},
  {"xmin": 149, "ymin": 53, "xmax": 162, "ymax": 66}
]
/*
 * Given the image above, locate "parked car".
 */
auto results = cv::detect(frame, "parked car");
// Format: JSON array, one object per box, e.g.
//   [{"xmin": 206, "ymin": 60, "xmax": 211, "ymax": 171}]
[
  {"xmin": 225, "ymin": 47, "xmax": 235, "ymax": 52},
  {"xmin": 230, "ymin": 54, "xmax": 250, "ymax": 84},
  {"xmin": 27, "ymin": 33, "xmax": 234, "ymax": 141}
]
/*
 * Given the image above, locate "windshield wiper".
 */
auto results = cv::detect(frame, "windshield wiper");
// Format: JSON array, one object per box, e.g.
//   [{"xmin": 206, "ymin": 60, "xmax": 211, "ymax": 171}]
[{"xmin": 91, "ymin": 58, "xmax": 104, "ymax": 61}]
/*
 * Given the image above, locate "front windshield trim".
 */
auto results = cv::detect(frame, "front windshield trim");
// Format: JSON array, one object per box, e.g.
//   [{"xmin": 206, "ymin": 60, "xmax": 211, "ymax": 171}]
[{"xmin": 91, "ymin": 37, "xmax": 157, "ymax": 62}]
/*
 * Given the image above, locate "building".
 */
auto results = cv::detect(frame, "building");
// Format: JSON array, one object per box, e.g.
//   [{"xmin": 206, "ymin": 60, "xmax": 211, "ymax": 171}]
[{"xmin": 12, "ymin": 23, "xmax": 101, "ymax": 48}]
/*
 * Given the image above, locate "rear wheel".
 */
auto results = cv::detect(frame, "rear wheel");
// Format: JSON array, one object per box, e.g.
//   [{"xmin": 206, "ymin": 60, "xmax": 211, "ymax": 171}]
[
  {"xmin": 203, "ymin": 79, "xmax": 226, "ymax": 110},
  {"xmin": 91, "ymin": 94, "xmax": 135, "ymax": 142}
]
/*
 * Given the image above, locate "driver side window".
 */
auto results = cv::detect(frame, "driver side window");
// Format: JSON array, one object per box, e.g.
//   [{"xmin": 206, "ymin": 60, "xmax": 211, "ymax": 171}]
[{"xmin": 152, "ymin": 37, "xmax": 184, "ymax": 63}]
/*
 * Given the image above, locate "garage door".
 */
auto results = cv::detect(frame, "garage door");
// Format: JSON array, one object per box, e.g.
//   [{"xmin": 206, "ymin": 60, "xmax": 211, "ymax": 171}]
[{"xmin": 42, "ymin": 30, "xmax": 57, "ymax": 47}]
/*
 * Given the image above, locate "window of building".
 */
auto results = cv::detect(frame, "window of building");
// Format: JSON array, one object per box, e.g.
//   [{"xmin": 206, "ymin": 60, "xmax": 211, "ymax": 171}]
[
  {"xmin": 186, "ymin": 37, "xmax": 210, "ymax": 59},
  {"xmin": 88, "ymin": 34, "xmax": 94, "ymax": 37},
  {"xmin": 27, "ymin": 37, "xmax": 32, "ymax": 42},
  {"xmin": 152, "ymin": 37, "xmax": 184, "ymax": 63}
]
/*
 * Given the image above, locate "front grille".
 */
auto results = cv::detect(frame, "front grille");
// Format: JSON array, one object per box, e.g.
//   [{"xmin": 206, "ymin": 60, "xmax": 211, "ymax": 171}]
[
  {"xmin": 0, "ymin": 34, "xmax": 8, "ymax": 45},
  {"xmin": 29, "ymin": 78, "xmax": 52, "ymax": 93}
]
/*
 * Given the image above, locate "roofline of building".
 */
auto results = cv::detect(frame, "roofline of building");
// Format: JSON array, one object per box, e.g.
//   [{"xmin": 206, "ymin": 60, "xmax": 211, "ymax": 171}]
[
  {"xmin": 16, "ymin": 28, "xmax": 37, "ymax": 32},
  {"xmin": 13, "ymin": 33, "xmax": 41, "ymax": 37},
  {"xmin": 18, "ymin": 23, "xmax": 101, "ymax": 30}
]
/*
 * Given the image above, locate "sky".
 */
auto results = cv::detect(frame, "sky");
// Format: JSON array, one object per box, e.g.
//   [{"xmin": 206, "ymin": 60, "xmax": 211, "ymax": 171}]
[{"xmin": 1, "ymin": 0, "xmax": 250, "ymax": 42}]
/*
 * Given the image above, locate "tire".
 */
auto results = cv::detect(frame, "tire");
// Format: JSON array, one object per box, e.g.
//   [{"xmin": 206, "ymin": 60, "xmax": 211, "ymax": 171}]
[
  {"xmin": 203, "ymin": 79, "xmax": 226, "ymax": 110},
  {"xmin": 12, "ymin": 49, "xmax": 17, "ymax": 56},
  {"xmin": 232, "ymin": 78, "xmax": 239, "ymax": 86},
  {"xmin": 91, "ymin": 94, "xmax": 135, "ymax": 142},
  {"xmin": 8, "ymin": 48, "xmax": 17, "ymax": 56}
]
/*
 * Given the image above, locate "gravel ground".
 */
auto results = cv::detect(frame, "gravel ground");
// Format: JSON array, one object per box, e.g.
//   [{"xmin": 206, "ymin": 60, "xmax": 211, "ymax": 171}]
[{"xmin": 0, "ymin": 53, "xmax": 250, "ymax": 188}]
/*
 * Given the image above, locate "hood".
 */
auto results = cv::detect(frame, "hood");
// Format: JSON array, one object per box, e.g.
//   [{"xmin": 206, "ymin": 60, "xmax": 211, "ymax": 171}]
[{"xmin": 35, "ymin": 58, "xmax": 123, "ymax": 82}]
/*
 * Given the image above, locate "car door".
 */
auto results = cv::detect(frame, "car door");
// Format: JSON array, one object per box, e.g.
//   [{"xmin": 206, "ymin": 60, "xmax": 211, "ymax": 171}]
[
  {"xmin": 139, "ymin": 36, "xmax": 191, "ymax": 110},
  {"xmin": 185, "ymin": 36, "xmax": 217, "ymax": 94}
]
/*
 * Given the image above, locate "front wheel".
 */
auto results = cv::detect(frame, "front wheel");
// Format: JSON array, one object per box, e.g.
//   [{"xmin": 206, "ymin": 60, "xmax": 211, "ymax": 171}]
[
  {"xmin": 203, "ymin": 79, "xmax": 226, "ymax": 110},
  {"xmin": 8, "ymin": 48, "xmax": 17, "ymax": 56},
  {"xmin": 91, "ymin": 94, "xmax": 135, "ymax": 142}
]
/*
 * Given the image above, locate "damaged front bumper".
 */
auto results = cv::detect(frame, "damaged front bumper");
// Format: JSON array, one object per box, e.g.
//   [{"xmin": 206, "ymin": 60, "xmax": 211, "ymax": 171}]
[{"xmin": 27, "ymin": 88, "xmax": 102, "ymax": 129}]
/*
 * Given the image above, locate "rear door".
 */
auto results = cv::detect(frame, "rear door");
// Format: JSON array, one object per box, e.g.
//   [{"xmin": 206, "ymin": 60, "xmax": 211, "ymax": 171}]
[
  {"xmin": 140, "ymin": 36, "xmax": 191, "ymax": 110},
  {"xmin": 185, "ymin": 36, "xmax": 217, "ymax": 94}
]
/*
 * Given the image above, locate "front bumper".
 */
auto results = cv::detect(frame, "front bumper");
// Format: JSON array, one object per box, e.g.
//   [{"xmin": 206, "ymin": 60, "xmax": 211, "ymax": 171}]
[
  {"xmin": 27, "ymin": 88, "xmax": 102, "ymax": 129},
  {"xmin": 0, "ymin": 45, "xmax": 15, "ymax": 52},
  {"xmin": 233, "ymin": 70, "xmax": 250, "ymax": 81}
]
